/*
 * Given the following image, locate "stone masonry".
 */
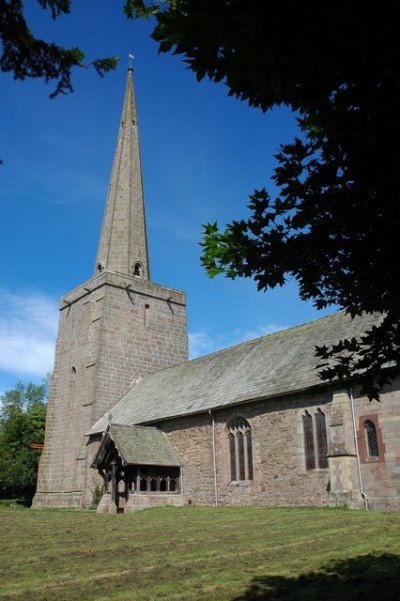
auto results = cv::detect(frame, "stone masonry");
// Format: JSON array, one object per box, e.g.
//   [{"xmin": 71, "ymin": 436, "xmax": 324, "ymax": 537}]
[
  {"xmin": 95, "ymin": 68, "xmax": 150, "ymax": 280},
  {"xmin": 33, "ymin": 272, "xmax": 187, "ymax": 508},
  {"xmin": 34, "ymin": 66, "xmax": 400, "ymax": 513},
  {"xmin": 157, "ymin": 385, "xmax": 400, "ymax": 510},
  {"xmin": 32, "ymin": 67, "xmax": 188, "ymax": 508}
]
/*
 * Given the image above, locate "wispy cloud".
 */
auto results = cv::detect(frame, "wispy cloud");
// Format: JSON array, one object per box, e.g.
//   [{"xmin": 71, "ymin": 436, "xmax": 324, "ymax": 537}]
[
  {"xmin": 189, "ymin": 323, "xmax": 287, "ymax": 359},
  {"xmin": 0, "ymin": 290, "xmax": 58, "ymax": 379},
  {"xmin": 0, "ymin": 289, "xmax": 288, "ymax": 376}
]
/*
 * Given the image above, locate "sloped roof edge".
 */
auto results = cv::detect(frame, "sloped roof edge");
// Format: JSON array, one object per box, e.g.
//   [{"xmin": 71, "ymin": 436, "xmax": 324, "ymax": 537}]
[{"xmin": 90, "ymin": 311, "xmax": 381, "ymax": 434}]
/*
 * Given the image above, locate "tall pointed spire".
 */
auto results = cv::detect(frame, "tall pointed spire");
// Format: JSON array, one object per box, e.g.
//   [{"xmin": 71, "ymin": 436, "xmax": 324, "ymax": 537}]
[{"xmin": 94, "ymin": 66, "xmax": 150, "ymax": 280}]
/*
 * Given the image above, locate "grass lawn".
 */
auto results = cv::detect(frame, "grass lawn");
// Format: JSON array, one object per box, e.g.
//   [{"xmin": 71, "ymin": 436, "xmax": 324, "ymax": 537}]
[{"xmin": 0, "ymin": 505, "xmax": 399, "ymax": 601}]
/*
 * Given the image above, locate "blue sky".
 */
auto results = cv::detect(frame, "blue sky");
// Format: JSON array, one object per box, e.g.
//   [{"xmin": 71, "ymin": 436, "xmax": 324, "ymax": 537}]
[{"xmin": 0, "ymin": 2, "xmax": 335, "ymax": 394}]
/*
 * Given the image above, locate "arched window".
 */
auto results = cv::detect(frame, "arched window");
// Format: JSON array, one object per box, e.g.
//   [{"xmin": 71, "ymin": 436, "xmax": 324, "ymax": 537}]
[
  {"xmin": 358, "ymin": 414, "xmax": 385, "ymax": 463},
  {"xmin": 365, "ymin": 420, "xmax": 379, "ymax": 457},
  {"xmin": 315, "ymin": 409, "xmax": 328, "ymax": 469},
  {"xmin": 303, "ymin": 409, "xmax": 328, "ymax": 470},
  {"xmin": 133, "ymin": 262, "xmax": 142, "ymax": 277},
  {"xmin": 303, "ymin": 411, "xmax": 315, "ymax": 470},
  {"xmin": 228, "ymin": 417, "xmax": 253, "ymax": 481}
]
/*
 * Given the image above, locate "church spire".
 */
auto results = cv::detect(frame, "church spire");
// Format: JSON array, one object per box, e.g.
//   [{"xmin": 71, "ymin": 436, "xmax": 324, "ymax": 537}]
[{"xmin": 94, "ymin": 66, "xmax": 150, "ymax": 280}]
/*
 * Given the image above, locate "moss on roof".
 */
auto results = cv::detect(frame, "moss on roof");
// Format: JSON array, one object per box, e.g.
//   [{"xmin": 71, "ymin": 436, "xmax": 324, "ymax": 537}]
[
  {"xmin": 91, "ymin": 311, "xmax": 379, "ymax": 433},
  {"xmin": 110, "ymin": 425, "xmax": 180, "ymax": 466}
]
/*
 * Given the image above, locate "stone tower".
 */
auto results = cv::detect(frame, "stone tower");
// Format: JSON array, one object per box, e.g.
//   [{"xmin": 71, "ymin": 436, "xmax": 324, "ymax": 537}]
[{"xmin": 33, "ymin": 68, "xmax": 188, "ymax": 508}]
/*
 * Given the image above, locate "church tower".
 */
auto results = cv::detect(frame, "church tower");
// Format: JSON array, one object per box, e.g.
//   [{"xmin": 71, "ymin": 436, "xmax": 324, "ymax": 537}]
[{"xmin": 33, "ymin": 68, "xmax": 188, "ymax": 508}]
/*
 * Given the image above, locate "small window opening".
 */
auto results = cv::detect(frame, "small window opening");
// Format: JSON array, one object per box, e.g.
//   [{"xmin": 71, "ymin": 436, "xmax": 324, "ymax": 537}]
[
  {"xmin": 140, "ymin": 477, "xmax": 147, "ymax": 492},
  {"xmin": 144, "ymin": 304, "xmax": 150, "ymax": 327},
  {"xmin": 365, "ymin": 420, "xmax": 379, "ymax": 457},
  {"xmin": 160, "ymin": 479, "xmax": 167, "ymax": 492},
  {"xmin": 133, "ymin": 262, "xmax": 142, "ymax": 277},
  {"xmin": 150, "ymin": 478, "xmax": 157, "ymax": 492},
  {"xmin": 97, "ymin": 263, "xmax": 103, "ymax": 273},
  {"xmin": 169, "ymin": 479, "xmax": 177, "ymax": 492}
]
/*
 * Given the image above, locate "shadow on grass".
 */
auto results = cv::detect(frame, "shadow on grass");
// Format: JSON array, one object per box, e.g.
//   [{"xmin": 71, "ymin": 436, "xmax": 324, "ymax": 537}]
[{"xmin": 233, "ymin": 553, "xmax": 400, "ymax": 601}]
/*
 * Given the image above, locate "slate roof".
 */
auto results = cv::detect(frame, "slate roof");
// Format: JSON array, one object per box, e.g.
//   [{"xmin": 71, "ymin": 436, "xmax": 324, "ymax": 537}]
[
  {"xmin": 90, "ymin": 311, "xmax": 380, "ymax": 434},
  {"xmin": 109, "ymin": 424, "xmax": 180, "ymax": 466}
]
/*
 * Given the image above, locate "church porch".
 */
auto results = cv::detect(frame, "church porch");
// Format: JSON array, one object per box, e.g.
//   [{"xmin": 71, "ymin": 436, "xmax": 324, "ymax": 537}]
[{"xmin": 91, "ymin": 423, "xmax": 183, "ymax": 513}]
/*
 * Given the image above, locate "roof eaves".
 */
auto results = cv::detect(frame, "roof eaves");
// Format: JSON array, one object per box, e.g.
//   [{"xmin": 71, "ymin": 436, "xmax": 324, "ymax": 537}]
[{"xmin": 136, "ymin": 380, "xmax": 332, "ymax": 426}]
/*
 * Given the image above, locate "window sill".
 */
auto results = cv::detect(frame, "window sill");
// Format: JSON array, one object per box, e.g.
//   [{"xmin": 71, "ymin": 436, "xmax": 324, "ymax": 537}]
[
  {"xmin": 362, "ymin": 456, "xmax": 384, "ymax": 464},
  {"xmin": 305, "ymin": 468, "xmax": 329, "ymax": 473},
  {"xmin": 228, "ymin": 480, "xmax": 253, "ymax": 488}
]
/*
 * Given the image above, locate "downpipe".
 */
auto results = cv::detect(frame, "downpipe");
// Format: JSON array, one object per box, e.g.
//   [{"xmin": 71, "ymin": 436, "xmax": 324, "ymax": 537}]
[
  {"xmin": 348, "ymin": 387, "xmax": 368, "ymax": 510},
  {"xmin": 209, "ymin": 410, "xmax": 219, "ymax": 507}
]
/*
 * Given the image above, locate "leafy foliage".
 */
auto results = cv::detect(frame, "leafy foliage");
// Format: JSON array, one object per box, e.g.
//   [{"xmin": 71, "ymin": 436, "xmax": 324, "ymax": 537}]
[
  {"xmin": 3, "ymin": 1, "xmax": 399, "ymax": 397},
  {"xmin": 0, "ymin": 378, "xmax": 48, "ymax": 504},
  {"xmin": 0, "ymin": 0, "xmax": 118, "ymax": 98},
  {"xmin": 126, "ymin": 0, "xmax": 400, "ymax": 399}
]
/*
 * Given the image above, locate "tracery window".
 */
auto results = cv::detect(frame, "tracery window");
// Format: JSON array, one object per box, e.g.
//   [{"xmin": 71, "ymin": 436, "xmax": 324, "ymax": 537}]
[
  {"xmin": 228, "ymin": 417, "xmax": 253, "ymax": 481},
  {"xmin": 303, "ymin": 409, "xmax": 328, "ymax": 470}
]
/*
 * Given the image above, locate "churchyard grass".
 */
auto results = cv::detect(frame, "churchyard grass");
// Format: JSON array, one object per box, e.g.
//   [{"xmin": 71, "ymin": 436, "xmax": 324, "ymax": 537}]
[{"xmin": 1, "ymin": 505, "xmax": 399, "ymax": 601}]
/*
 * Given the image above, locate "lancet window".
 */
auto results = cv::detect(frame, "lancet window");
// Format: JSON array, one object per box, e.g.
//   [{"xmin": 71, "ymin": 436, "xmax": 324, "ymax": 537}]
[
  {"xmin": 303, "ymin": 409, "xmax": 328, "ymax": 470},
  {"xmin": 133, "ymin": 262, "xmax": 143, "ymax": 277},
  {"xmin": 365, "ymin": 420, "xmax": 379, "ymax": 457},
  {"xmin": 358, "ymin": 415, "xmax": 385, "ymax": 463}
]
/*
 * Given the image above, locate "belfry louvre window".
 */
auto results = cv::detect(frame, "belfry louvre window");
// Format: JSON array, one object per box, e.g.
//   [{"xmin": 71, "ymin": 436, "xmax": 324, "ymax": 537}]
[
  {"xmin": 228, "ymin": 417, "xmax": 253, "ymax": 481},
  {"xmin": 303, "ymin": 409, "xmax": 328, "ymax": 470}
]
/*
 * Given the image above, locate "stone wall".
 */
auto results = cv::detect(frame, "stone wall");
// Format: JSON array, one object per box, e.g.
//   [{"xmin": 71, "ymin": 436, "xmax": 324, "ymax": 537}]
[
  {"xmin": 159, "ymin": 390, "xmax": 334, "ymax": 508},
  {"xmin": 354, "ymin": 382, "xmax": 400, "ymax": 510},
  {"xmin": 33, "ymin": 270, "xmax": 188, "ymax": 508},
  {"xmin": 159, "ymin": 383, "xmax": 400, "ymax": 510}
]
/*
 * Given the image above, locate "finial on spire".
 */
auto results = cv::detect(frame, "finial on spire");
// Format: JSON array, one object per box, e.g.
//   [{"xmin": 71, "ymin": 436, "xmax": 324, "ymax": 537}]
[{"xmin": 128, "ymin": 53, "xmax": 135, "ymax": 70}]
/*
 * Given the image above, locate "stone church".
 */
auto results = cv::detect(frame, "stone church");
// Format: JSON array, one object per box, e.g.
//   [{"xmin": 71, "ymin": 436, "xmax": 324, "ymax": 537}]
[{"xmin": 33, "ymin": 69, "xmax": 400, "ymax": 513}]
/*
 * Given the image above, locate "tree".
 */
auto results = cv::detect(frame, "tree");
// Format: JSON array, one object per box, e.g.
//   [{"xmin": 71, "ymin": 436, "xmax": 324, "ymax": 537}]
[
  {"xmin": 0, "ymin": 0, "xmax": 118, "ymax": 98},
  {"xmin": 124, "ymin": 0, "xmax": 400, "ymax": 399},
  {"xmin": 2, "ymin": 1, "xmax": 399, "ymax": 397},
  {"xmin": 0, "ymin": 378, "xmax": 48, "ymax": 504}
]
